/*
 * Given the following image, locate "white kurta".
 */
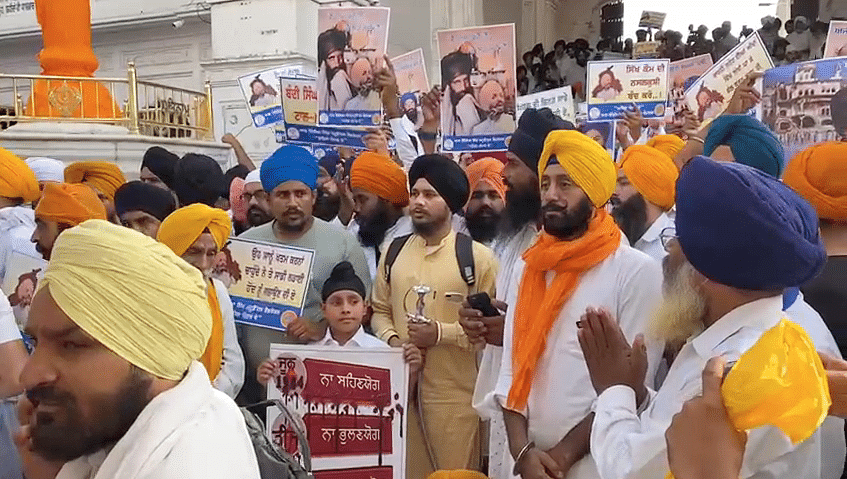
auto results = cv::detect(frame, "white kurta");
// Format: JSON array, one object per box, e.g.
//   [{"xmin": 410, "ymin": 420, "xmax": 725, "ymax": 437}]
[
  {"xmin": 212, "ymin": 279, "xmax": 246, "ymax": 399},
  {"xmin": 632, "ymin": 213, "xmax": 673, "ymax": 262},
  {"xmin": 591, "ymin": 296, "xmax": 825, "ymax": 479},
  {"xmin": 312, "ymin": 325, "xmax": 390, "ymax": 349},
  {"xmin": 494, "ymin": 241, "xmax": 663, "ymax": 479},
  {"xmin": 0, "ymin": 206, "xmax": 40, "ymax": 284},
  {"xmin": 348, "ymin": 216, "xmax": 414, "ymax": 282},
  {"xmin": 56, "ymin": 362, "xmax": 260, "ymax": 479}
]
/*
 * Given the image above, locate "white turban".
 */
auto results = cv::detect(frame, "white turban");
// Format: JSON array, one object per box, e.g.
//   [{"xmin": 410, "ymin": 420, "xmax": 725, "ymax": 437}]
[
  {"xmin": 245, "ymin": 168, "xmax": 261, "ymax": 186},
  {"xmin": 25, "ymin": 157, "xmax": 65, "ymax": 183}
]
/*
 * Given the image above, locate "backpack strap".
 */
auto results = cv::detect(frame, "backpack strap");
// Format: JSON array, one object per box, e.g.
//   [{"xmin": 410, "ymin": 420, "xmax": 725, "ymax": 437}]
[
  {"xmin": 455, "ymin": 232, "xmax": 476, "ymax": 287},
  {"xmin": 383, "ymin": 234, "xmax": 413, "ymax": 284}
]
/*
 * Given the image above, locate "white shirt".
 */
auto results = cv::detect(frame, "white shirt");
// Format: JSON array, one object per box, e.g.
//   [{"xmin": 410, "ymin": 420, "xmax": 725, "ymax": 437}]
[
  {"xmin": 494, "ymin": 241, "xmax": 663, "ymax": 478},
  {"xmin": 633, "ymin": 213, "xmax": 673, "ymax": 262},
  {"xmin": 312, "ymin": 325, "xmax": 390, "ymax": 349},
  {"xmin": 349, "ymin": 215, "xmax": 414, "ymax": 282},
  {"xmin": 56, "ymin": 362, "xmax": 260, "ymax": 479},
  {"xmin": 592, "ymin": 296, "xmax": 824, "ymax": 479},
  {"xmin": 470, "ymin": 114, "xmax": 516, "ymax": 135},
  {"xmin": 211, "ymin": 279, "xmax": 245, "ymax": 399},
  {"xmin": 0, "ymin": 294, "xmax": 19, "ymax": 345},
  {"xmin": 389, "ymin": 116, "xmax": 426, "ymax": 171},
  {"xmin": 0, "ymin": 206, "xmax": 39, "ymax": 286},
  {"xmin": 345, "ymin": 91, "xmax": 381, "ymax": 112}
]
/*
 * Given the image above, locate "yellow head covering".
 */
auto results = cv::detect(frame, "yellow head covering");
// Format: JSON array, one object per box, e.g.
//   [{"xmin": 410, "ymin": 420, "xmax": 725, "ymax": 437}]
[
  {"xmin": 0, "ymin": 147, "xmax": 40, "ymax": 203},
  {"xmin": 40, "ymin": 220, "xmax": 211, "ymax": 380},
  {"xmin": 646, "ymin": 134, "xmax": 685, "ymax": 160},
  {"xmin": 427, "ymin": 471, "xmax": 488, "ymax": 479},
  {"xmin": 157, "ymin": 204, "xmax": 232, "ymax": 257},
  {"xmin": 539, "ymin": 130, "xmax": 616, "ymax": 207},
  {"xmin": 64, "ymin": 161, "xmax": 127, "ymax": 200},
  {"xmin": 619, "ymin": 145, "xmax": 679, "ymax": 210}
]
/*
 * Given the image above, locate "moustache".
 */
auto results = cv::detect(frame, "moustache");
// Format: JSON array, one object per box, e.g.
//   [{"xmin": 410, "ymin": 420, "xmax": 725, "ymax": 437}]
[
  {"xmin": 27, "ymin": 385, "xmax": 74, "ymax": 409},
  {"xmin": 542, "ymin": 204, "xmax": 567, "ymax": 215}
]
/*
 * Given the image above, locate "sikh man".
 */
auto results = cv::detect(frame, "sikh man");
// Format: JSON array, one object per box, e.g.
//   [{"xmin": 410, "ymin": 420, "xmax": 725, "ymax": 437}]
[
  {"xmin": 462, "ymin": 158, "xmax": 507, "ymax": 247},
  {"xmin": 16, "ymin": 220, "xmax": 259, "ymax": 479},
  {"xmin": 25, "ymin": 157, "xmax": 64, "ymax": 207},
  {"xmin": 171, "ymin": 153, "xmax": 226, "ymax": 208},
  {"xmin": 345, "ymin": 58, "xmax": 381, "ymax": 111},
  {"xmin": 371, "ymin": 154, "xmax": 498, "ymax": 478},
  {"xmin": 349, "ymin": 151, "xmax": 412, "ymax": 281},
  {"xmin": 114, "ymin": 180, "xmax": 177, "ymax": 238},
  {"xmin": 239, "ymin": 145, "xmax": 370, "ymax": 404},
  {"xmin": 471, "ymin": 81, "xmax": 516, "ymax": 135},
  {"xmin": 242, "ymin": 169, "xmax": 274, "ymax": 229},
  {"xmin": 441, "ymin": 51, "xmax": 482, "ymax": 136},
  {"xmin": 613, "ymin": 143, "xmax": 678, "ymax": 261},
  {"xmin": 583, "ymin": 156, "xmax": 830, "ymax": 479},
  {"xmin": 140, "ymin": 146, "xmax": 178, "ymax": 191},
  {"xmin": 496, "ymin": 130, "xmax": 662, "ymax": 479},
  {"xmin": 31, "ymin": 183, "xmax": 107, "ymax": 261},
  {"xmin": 0, "ymin": 149, "xmax": 41, "ymax": 287},
  {"xmin": 64, "ymin": 161, "xmax": 126, "ymax": 224},
  {"xmin": 157, "ymin": 204, "xmax": 245, "ymax": 399}
]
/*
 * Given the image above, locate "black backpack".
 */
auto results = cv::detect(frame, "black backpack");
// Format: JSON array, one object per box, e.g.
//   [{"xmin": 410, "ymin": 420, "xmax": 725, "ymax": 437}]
[{"xmin": 383, "ymin": 232, "xmax": 476, "ymax": 287}]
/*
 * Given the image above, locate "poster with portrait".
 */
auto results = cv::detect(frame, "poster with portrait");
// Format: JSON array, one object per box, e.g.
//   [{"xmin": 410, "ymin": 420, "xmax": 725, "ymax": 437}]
[
  {"xmin": 279, "ymin": 77, "xmax": 369, "ymax": 149},
  {"xmin": 516, "ymin": 85, "xmax": 576, "ymax": 123},
  {"xmin": 391, "ymin": 49, "xmax": 430, "ymax": 131},
  {"xmin": 437, "ymin": 23, "xmax": 517, "ymax": 152},
  {"xmin": 825, "ymin": 21, "xmax": 847, "ymax": 58},
  {"xmin": 586, "ymin": 59, "xmax": 670, "ymax": 121},
  {"xmin": 239, "ymin": 65, "xmax": 312, "ymax": 128},
  {"xmin": 576, "ymin": 120, "xmax": 616, "ymax": 153},
  {"xmin": 758, "ymin": 57, "xmax": 847, "ymax": 160},
  {"xmin": 668, "ymin": 54, "xmax": 714, "ymax": 125},
  {"xmin": 1, "ymin": 250, "xmax": 45, "ymax": 329},
  {"xmin": 633, "ymin": 42, "xmax": 661, "ymax": 59},
  {"xmin": 317, "ymin": 6, "xmax": 390, "ymax": 127},
  {"xmin": 226, "ymin": 238, "xmax": 315, "ymax": 332},
  {"xmin": 683, "ymin": 32, "xmax": 773, "ymax": 128},
  {"xmin": 266, "ymin": 344, "xmax": 409, "ymax": 479},
  {"xmin": 638, "ymin": 11, "xmax": 666, "ymax": 29}
]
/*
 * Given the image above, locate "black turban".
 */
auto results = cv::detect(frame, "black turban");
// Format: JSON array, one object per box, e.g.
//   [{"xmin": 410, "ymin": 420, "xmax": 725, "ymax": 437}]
[
  {"xmin": 322, "ymin": 261, "xmax": 366, "ymax": 302},
  {"xmin": 508, "ymin": 108, "xmax": 573, "ymax": 172},
  {"xmin": 408, "ymin": 154, "xmax": 469, "ymax": 214},
  {"xmin": 141, "ymin": 147, "xmax": 178, "ymax": 189},
  {"xmin": 318, "ymin": 29, "xmax": 349, "ymax": 66},
  {"xmin": 114, "ymin": 180, "xmax": 177, "ymax": 222},
  {"xmin": 440, "ymin": 52, "xmax": 474, "ymax": 89},
  {"xmin": 172, "ymin": 153, "xmax": 225, "ymax": 207}
]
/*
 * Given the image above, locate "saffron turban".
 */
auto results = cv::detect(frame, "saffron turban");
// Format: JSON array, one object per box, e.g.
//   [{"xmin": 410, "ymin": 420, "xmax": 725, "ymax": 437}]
[
  {"xmin": 157, "ymin": 203, "xmax": 232, "ymax": 257},
  {"xmin": 619, "ymin": 145, "xmax": 679, "ymax": 210},
  {"xmin": 141, "ymin": 147, "xmax": 178, "ymax": 188},
  {"xmin": 426, "ymin": 471, "xmax": 488, "ymax": 479},
  {"xmin": 704, "ymin": 115, "xmax": 785, "ymax": 178},
  {"xmin": 465, "ymin": 157, "xmax": 506, "ymax": 203},
  {"xmin": 0, "ymin": 148, "xmax": 39, "ymax": 203},
  {"xmin": 408, "ymin": 154, "xmax": 470, "ymax": 214},
  {"xmin": 25, "ymin": 157, "xmax": 64, "ymax": 183},
  {"xmin": 35, "ymin": 183, "xmax": 107, "ymax": 226},
  {"xmin": 40, "ymin": 220, "xmax": 211, "ymax": 380},
  {"xmin": 261, "ymin": 145, "xmax": 319, "ymax": 192},
  {"xmin": 172, "ymin": 154, "xmax": 225, "ymax": 207},
  {"xmin": 508, "ymin": 108, "xmax": 572, "ymax": 172},
  {"xmin": 350, "ymin": 152, "xmax": 409, "ymax": 207},
  {"xmin": 782, "ymin": 142, "xmax": 847, "ymax": 221},
  {"xmin": 675, "ymin": 156, "xmax": 825, "ymax": 291},
  {"xmin": 539, "ymin": 130, "xmax": 617, "ymax": 208},
  {"xmin": 64, "ymin": 161, "xmax": 126, "ymax": 200},
  {"xmin": 114, "ymin": 181, "xmax": 177, "ymax": 222},
  {"xmin": 645, "ymin": 134, "xmax": 685, "ymax": 160},
  {"xmin": 229, "ymin": 177, "xmax": 247, "ymax": 224}
]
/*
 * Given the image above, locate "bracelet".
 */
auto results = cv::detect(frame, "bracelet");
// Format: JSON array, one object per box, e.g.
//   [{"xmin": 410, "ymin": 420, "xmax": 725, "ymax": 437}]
[
  {"xmin": 512, "ymin": 441, "xmax": 536, "ymax": 476},
  {"xmin": 689, "ymin": 136, "xmax": 705, "ymax": 145},
  {"xmin": 418, "ymin": 130, "xmax": 438, "ymax": 141}
]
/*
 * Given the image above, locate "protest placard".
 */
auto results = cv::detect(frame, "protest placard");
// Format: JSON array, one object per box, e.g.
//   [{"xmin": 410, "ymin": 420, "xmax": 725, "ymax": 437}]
[
  {"xmin": 639, "ymin": 11, "xmax": 666, "ymax": 29},
  {"xmin": 317, "ymin": 7, "xmax": 390, "ymax": 127},
  {"xmin": 516, "ymin": 86, "xmax": 576, "ymax": 123},
  {"xmin": 683, "ymin": 32, "xmax": 773, "ymax": 127},
  {"xmin": 1, "ymin": 250, "xmax": 44, "ymax": 330},
  {"xmin": 390, "ymin": 49, "xmax": 429, "ymax": 131},
  {"xmin": 239, "ymin": 65, "xmax": 310, "ymax": 128},
  {"xmin": 586, "ymin": 59, "xmax": 670, "ymax": 121},
  {"xmin": 437, "ymin": 23, "xmax": 517, "ymax": 152},
  {"xmin": 225, "ymin": 238, "xmax": 315, "ymax": 331},
  {"xmin": 668, "ymin": 54, "xmax": 714, "ymax": 124},
  {"xmin": 576, "ymin": 120, "xmax": 616, "ymax": 152},
  {"xmin": 759, "ymin": 57, "xmax": 847, "ymax": 160},
  {"xmin": 825, "ymin": 21, "xmax": 847, "ymax": 58},
  {"xmin": 633, "ymin": 41, "xmax": 661, "ymax": 59},
  {"xmin": 280, "ymin": 77, "xmax": 368, "ymax": 149},
  {"xmin": 266, "ymin": 344, "xmax": 408, "ymax": 479}
]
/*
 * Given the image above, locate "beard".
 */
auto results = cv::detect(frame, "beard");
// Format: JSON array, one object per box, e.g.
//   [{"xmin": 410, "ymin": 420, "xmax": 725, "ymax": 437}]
[
  {"xmin": 313, "ymin": 189, "xmax": 341, "ymax": 222},
  {"xmin": 500, "ymin": 186, "xmax": 541, "ymax": 237},
  {"xmin": 450, "ymin": 87, "xmax": 472, "ymax": 107},
  {"xmin": 542, "ymin": 196, "xmax": 594, "ymax": 240},
  {"xmin": 357, "ymin": 200, "xmax": 395, "ymax": 248},
  {"xmin": 650, "ymin": 261, "xmax": 707, "ymax": 346},
  {"xmin": 465, "ymin": 205, "xmax": 502, "ymax": 244},
  {"xmin": 405, "ymin": 108, "xmax": 418, "ymax": 124},
  {"xmin": 612, "ymin": 193, "xmax": 649, "ymax": 245},
  {"xmin": 247, "ymin": 205, "xmax": 273, "ymax": 227},
  {"xmin": 412, "ymin": 207, "xmax": 450, "ymax": 238},
  {"xmin": 27, "ymin": 366, "xmax": 152, "ymax": 462}
]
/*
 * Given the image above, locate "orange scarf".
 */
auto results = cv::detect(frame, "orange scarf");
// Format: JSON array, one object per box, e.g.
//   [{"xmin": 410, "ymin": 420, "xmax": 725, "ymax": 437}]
[
  {"xmin": 199, "ymin": 279, "xmax": 224, "ymax": 382},
  {"xmin": 508, "ymin": 209, "xmax": 622, "ymax": 410}
]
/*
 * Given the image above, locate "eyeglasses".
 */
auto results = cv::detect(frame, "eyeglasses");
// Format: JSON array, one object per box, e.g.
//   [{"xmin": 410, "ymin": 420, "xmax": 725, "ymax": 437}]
[
  {"xmin": 660, "ymin": 227, "xmax": 677, "ymax": 252},
  {"xmin": 241, "ymin": 190, "xmax": 269, "ymax": 203}
]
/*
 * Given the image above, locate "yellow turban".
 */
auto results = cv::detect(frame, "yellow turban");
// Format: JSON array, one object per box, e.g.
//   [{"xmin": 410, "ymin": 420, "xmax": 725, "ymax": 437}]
[
  {"xmin": 350, "ymin": 152, "xmax": 410, "ymax": 207},
  {"xmin": 427, "ymin": 471, "xmax": 488, "ymax": 479},
  {"xmin": 465, "ymin": 157, "xmax": 506, "ymax": 203},
  {"xmin": 40, "ymin": 220, "xmax": 211, "ymax": 380},
  {"xmin": 157, "ymin": 203, "xmax": 232, "ymax": 257},
  {"xmin": 35, "ymin": 183, "xmax": 107, "ymax": 226},
  {"xmin": 619, "ymin": 145, "xmax": 679, "ymax": 210},
  {"xmin": 539, "ymin": 130, "xmax": 616, "ymax": 207},
  {"xmin": 0, "ymin": 147, "xmax": 39, "ymax": 203},
  {"xmin": 783, "ymin": 142, "xmax": 847, "ymax": 221},
  {"xmin": 64, "ymin": 161, "xmax": 127, "ymax": 200},
  {"xmin": 646, "ymin": 134, "xmax": 685, "ymax": 160}
]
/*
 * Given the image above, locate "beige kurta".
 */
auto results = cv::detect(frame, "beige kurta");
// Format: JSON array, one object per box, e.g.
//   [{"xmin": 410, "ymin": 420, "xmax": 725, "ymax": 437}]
[{"xmin": 372, "ymin": 230, "xmax": 498, "ymax": 478}]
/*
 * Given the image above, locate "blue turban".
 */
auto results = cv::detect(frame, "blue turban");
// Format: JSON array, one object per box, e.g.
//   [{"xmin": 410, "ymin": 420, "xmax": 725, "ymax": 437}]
[
  {"xmin": 260, "ymin": 145, "xmax": 319, "ymax": 192},
  {"xmin": 676, "ymin": 156, "xmax": 825, "ymax": 291},
  {"xmin": 400, "ymin": 93, "xmax": 417, "ymax": 108},
  {"xmin": 704, "ymin": 115, "xmax": 785, "ymax": 178}
]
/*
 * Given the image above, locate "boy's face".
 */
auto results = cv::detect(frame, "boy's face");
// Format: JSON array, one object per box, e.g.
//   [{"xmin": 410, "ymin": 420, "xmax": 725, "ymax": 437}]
[{"xmin": 323, "ymin": 290, "xmax": 367, "ymax": 336}]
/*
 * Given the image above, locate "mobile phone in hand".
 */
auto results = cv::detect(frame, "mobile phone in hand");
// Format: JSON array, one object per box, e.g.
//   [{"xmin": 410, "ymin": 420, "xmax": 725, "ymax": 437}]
[{"xmin": 467, "ymin": 292, "xmax": 500, "ymax": 317}]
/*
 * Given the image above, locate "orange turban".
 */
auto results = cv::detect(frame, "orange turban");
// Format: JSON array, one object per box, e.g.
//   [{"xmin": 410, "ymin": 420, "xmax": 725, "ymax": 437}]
[
  {"xmin": 0, "ymin": 147, "xmax": 39, "ymax": 203},
  {"xmin": 783, "ymin": 142, "xmax": 847, "ymax": 220},
  {"xmin": 35, "ymin": 183, "xmax": 108, "ymax": 225},
  {"xmin": 619, "ymin": 145, "xmax": 679, "ymax": 210},
  {"xmin": 64, "ymin": 161, "xmax": 127, "ymax": 200},
  {"xmin": 646, "ymin": 134, "xmax": 685, "ymax": 160},
  {"xmin": 350, "ymin": 152, "xmax": 409, "ymax": 207},
  {"xmin": 157, "ymin": 203, "xmax": 231, "ymax": 257},
  {"xmin": 465, "ymin": 157, "xmax": 506, "ymax": 203}
]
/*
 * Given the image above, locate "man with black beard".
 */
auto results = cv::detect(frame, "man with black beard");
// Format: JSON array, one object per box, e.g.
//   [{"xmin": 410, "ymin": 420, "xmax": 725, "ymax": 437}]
[
  {"xmin": 314, "ymin": 164, "xmax": 342, "ymax": 223},
  {"xmin": 463, "ymin": 158, "xmax": 507, "ymax": 246},
  {"xmin": 440, "ymin": 51, "xmax": 482, "ymax": 136},
  {"xmin": 240, "ymin": 169, "xmax": 273, "ymax": 229},
  {"xmin": 317, "ymin": 27, "xmax": 352, "ymax": 111}
]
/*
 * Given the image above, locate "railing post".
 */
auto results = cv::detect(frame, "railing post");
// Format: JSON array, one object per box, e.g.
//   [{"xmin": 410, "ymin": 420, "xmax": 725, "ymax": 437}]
[
  {"xmin": 15, "ymin": 94, "xmax": 23, "ymax": 119},
  {"xmin": 203, "ymin": 79, "xmax": 214, "ymax": 141},
  {"xmin": 126, "ymin": 62, "xmax": 140, "ymax": 135}
]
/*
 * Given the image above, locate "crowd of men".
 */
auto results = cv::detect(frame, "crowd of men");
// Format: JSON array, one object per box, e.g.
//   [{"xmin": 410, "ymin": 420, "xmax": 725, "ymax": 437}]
[{"xmin": 3, "ymin": 32, "xmax": 847, "ymax": 479}]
